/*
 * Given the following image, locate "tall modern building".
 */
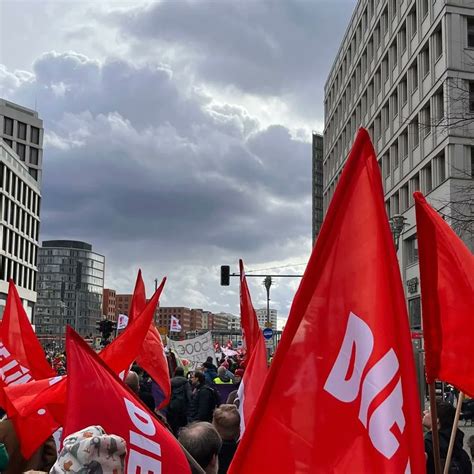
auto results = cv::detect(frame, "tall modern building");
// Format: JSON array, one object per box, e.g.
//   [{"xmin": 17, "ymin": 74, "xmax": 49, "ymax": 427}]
[
  {"xmin": 324, "ymin": 0, "xmax": 474, "ymax": 333},
  {"xmin": 35, "ymin": 240, "xmax": 105, "ymax": 342},
  {"xmin": 0, "ymin": 141, "xmax": 41, "ymax": 320},
  {"xmin": 255, "ymin": 308, "xmax": 277, "ymax": 329},
  {"xmin": 0, "ymin": 99, "xmax": 44, "ymax": 183},
  {"xmin": 312, "ymin": 133, "xmax": 324, "ymax": 244}
]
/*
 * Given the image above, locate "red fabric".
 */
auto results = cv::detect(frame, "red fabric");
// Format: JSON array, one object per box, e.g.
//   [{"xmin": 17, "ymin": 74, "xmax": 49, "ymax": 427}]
[
  {"xmin": 239, "ymin": 259, "xmax": 261, "ymax": 356},
  {"xmin": 64, "ymin": 327, "xmax": 190, "ymax": 474},
  {"xmin": 3, "ymin": 283, "xmax": 164, "ymax": 457},
  {"xmin": 128, "ymin": 269, "xmax": 146, "ymax": 323},
  {"xmin": 0, "ymin": 281, "xmax": 57, "ymax": 458},
  {"xmin": 414, "ymin": 191, "xmax": 474, "ymax": 396},
  {"xmin": 229, "ymin": 129, "xmax": 425, "ymax": 474}
]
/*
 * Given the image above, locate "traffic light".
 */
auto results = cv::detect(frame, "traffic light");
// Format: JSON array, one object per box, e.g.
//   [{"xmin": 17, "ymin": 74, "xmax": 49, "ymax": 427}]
[
  {"xmin": 97, "ymin": 318, "xmax": 115, "ymax": 346},
  {"xmin": 220, "ymin": 265, "xmax": 230, "ymax": 286}
]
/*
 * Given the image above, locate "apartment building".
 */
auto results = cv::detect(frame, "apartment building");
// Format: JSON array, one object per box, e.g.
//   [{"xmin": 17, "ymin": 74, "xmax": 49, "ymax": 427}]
[
  {"xmin": 324, "ymin": 0, "xmax": 474, "ymax": 331},
  {"xmin": 0, "ymin": 141, "xmax": 41, "ymax": 320},
  {"xmin": 255, "ymin": 308, "xmax": 278, "ymax": 329}
]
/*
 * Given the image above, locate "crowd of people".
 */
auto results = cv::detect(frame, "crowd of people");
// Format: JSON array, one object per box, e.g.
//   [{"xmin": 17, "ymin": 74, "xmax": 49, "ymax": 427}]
[{"xmin": 0, "ymin": 350, "xmax": 472, "ymax": 473}]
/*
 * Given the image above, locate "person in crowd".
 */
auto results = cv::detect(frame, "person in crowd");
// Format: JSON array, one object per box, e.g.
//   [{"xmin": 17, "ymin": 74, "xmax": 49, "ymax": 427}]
[
  {"xmin": 219, "ymin": 361, "xmax": 235, "ymax": 382},
  {"xmin": 188, "ymin": 371, "xmax": 218, "ymax": 423},
  {"xmin": 212, "ymin": 404, "xmax": 240, "ymax": 474},
  {"xmin": 0, "ymin": 416, "xmax": 57, "ymax": 473},
  {"xmin": 205, "ymin": 356, "xmax": 218, "ymax": 372},
  {"xmin": 178, "ymin": 422, "xmax": 222, "ymax": 474},
  {"xmin": 213, "ymin": 367, "xmax": 233, "ymax": 385},
  {"xmin": 202, "ymin": 362, "xmax": 218, "ymax": 386},
  {"xmin": 167, "ymin": 367, "xmax": 193, "ymax": 436},
  {"xmin": 468, "ymin": 435, "xmax": 474, "ymax": 460},
  {"xmin": 50, "ymin": 425, "xmax": 126, "ymax": 473},
  {"xmin": 423, "ymin": 401, "xmax": 472, "ymax": 473},
  {"xmin": 226, "ymin": 390, "xmax": 239, "ymax": 407},
  {"xmin": 233, "ymin": 369, "xmax": 244, "ymax": 385},
  {"xmin": 125, "ymin": 370, "xmax": 155, "ymax": 412}
]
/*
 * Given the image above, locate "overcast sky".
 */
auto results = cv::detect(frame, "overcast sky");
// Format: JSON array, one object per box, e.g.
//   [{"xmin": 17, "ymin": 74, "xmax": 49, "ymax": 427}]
[{"xmin": 0, "ymin": 0, "xmax": 356, "ymax": 326}]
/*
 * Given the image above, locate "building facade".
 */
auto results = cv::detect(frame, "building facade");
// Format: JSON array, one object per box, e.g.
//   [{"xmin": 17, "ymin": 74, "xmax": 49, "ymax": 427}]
[
  {"xmin": 0, "ymin": 141, "xmax": 41, "ymax": 320},
  {"xmin": 324, "ymin": 0, "xmax": 474, "ymax": 334},
  {"xmin": 312, "ymin": 133, "xmax": 324, "ymax": 244},
  {"xmin": 102, "ymin": 289, "xmax": 117, "ymax": 321},
  {"xmin": 35, "ymin": 240, "xmax": 105, "ymax": 342},
  {"xmin": 0, "ymin": 99, "xmax": 44, "ymax": 183},
  {"xmin": 255, "ymin": 308, "xmax": 278, "ymax": 329}
]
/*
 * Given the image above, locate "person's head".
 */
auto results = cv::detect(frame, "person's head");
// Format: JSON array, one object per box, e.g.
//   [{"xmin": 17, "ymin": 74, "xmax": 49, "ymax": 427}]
[
  {"xmin": 206, "ymin": 356, "xmax": 214, "ymax": 365},
  {"xmin": 125, "ymin": 371, "xmax": 140, "ymax": 394},
  {"xmin": 212, "ymin": 404, "xmax": 240, "ymax": 441},
  {"xmin": 178, "ymin": 422, "xmax": 222, "ymax": 474},
  {"xmin": 217, "ymin": 366, "xmax": 226, "ymax": 378},
  {"xmin": 202, "ymin": 362, "xmax": 213, "ymax": 372},
  {"xmin": 422, "ymin": 401, "xmax": 456, "ymax": 431},
  {"xmin": 192, "ymin": 371, "xmax": 205, "ymax": 387},
  {"xmin": 174, "ymin": 367, "xmax": 185, "ymax": 377}
]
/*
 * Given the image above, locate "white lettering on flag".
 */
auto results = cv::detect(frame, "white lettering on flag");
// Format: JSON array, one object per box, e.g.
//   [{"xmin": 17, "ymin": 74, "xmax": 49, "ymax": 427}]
[
  {"xmin": 324, "ymin": 312, "xmax": 405, "ymax": 460},
  {"xmin": 0, "ymin": 342, "xmax": 32, "ymax": 386}
]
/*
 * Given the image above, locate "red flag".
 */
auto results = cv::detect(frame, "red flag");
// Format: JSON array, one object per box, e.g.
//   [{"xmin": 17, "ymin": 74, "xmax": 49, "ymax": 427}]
[
  {"xmin": 239, "ymin": 259, "xmax": 261, "ymax": 355},
  {"xmin": 128, "ymin": 269, "xmax": 146, "ymax": 323},
  {"xmin": 3, "ymin": 281, "xmax": 165, "ymax": 457},
  {"xmin": 414, "ymin": 191, "xmax": 474, "ymax": 396},
  {"xmin": 64, "ymin": 326, "xmax": 191, "ymax": 474},
  {"xmin": 237, "ymin": 260, "xmax": 267, "ymax": 435},
  {"xmin": 229, "ymin": 129, "xmax": 425, "ymax": 474}
]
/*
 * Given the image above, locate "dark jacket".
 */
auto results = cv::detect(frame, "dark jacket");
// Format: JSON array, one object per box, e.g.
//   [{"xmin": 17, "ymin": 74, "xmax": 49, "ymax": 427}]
[
  {"xmin": 425, "ymin": 428, "xmax": 472, "ymax": 474},
  {"xmin": 188, "ymin": 383, "xmax": 216, "ymax": 422},
  {"xmin": 204, "ymin": 368, "xmax": 218, "ymax": 386},
  {"xmin": 218, "ymin": 440, "xmax": 238, "ymax": 474},
  {"xmin": 167, "ymin": 376, "xmax": 192, "ymax": 435}
]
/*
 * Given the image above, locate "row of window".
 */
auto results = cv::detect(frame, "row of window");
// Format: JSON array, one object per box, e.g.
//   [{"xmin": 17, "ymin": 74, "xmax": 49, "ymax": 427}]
[
  {"xmin": 327, "ymin": 0, "xmax": 431, "ymax": 116},
  {"xmin": 1, "ymin": 226, "xmax": 37, "ymax": 265},
  {"xmin": 0, "ymin": 164, "xmax": 40, "ymax": 215},
  {"xmin": 2, "ymin": 139, "xmax": 40, "ymax": 166},
  {"xmin": 326, "ymin": 23, "xmax": 443, "ymax": 160},
  {"xmin": 3, "ymin": 118, "xmax": 40, "ymax": 145},
  {"xmin": 1, "ymin": 198, "xmax": 40, "ymax": 241},
  {"xmin": 0, "ymin": 255, "xmax": 36, "ymax": 291}
]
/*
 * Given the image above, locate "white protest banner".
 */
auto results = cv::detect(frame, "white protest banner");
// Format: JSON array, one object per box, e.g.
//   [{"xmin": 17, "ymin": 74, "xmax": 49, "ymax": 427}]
[
  {"xmin": 170, "ymin": 315, "xmax": 182, "ymax": 333},
  {"xmin": 117, "ymin": 314, "xmax": 129, "ymax": 330},
  {"xmin": 168, "ymin": 332, "xmax": 214, "ymax": 370}
]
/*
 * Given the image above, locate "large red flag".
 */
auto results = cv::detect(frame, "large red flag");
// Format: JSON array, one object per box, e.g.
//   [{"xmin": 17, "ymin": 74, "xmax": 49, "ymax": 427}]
[
  {"xmin": 128, "ymin": 269, "xmax": 146, "ymax": 323},
  {"xmin": 236, "ymin": 260, "xmax": 267, "ymax": 435},
  {"xmin": 64, "ymin": 326, "xmax": 191, "ymax": 474},
  {"xmin": 239, "ymin": 259, "xmax": 261, "ymax": 355},
  {"xmin": 4, "ymin": 281, "xmax": 165, "ymax": 457},
  {"xmin": 229, "ymin": 129, "xmax": 425, "ymax": 474},
  {"xmin": 414, "ymin": 191, "xmax": 474, "ymax": 396}
]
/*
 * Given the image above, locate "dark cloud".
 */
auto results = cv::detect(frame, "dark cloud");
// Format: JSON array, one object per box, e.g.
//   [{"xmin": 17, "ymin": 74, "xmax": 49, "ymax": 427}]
[{"xmin": 113, "ymin": 0, "xmax": 356, "ymax": 119}]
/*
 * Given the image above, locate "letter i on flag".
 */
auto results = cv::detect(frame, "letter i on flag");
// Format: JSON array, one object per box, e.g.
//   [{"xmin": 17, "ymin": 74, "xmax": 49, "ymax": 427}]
[
  {"xmin": 229, "ymin": 129, "xmax": 425, "ymax": 474},
  {"xmin": 237, "ymin": 260, "xmax": 267, "ymax": 436},
  {"xmin": 414, "ymin": 192, "xmax": 474, "ymax": 396},
  {"xmin": 63, "ymin": 327, "xmax": 191, "ymax": 474}
]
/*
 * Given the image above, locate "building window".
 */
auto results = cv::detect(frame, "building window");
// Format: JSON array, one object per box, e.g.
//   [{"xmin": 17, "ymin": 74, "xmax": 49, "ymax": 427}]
[
  {"xmin": 29, "ymin": 168, "xmax": 38, "ymax": 180},
  {"xmin": 400, "ymin": 130, "xmax": 408, "ymax": 159},
  {"xmin": 29, "ymin": 147, "xmax": 39, "ymax": 165},
  {"xmin": 468, "ymin": 17, "xmax": 474, "ymax": 47},
  {"xmin": 420, "ymin": 0, "xmax": 428, "ymax": 19},
  {"xmin": 16, "ymin": 143, "xmax": 25, "ymax": 161},
  {"xmin": 3, "ymin": 138, "xmax": 12, "ymax": 149},
  {"xmin": 391, "ymin": 142, "xmax": 399, "ymax": 170},
  {"xmin": 400, "ymin": 184, "xmax": 409, "ymax": 211},
  {"xmin": 411, "ymin": 59, "xmax": 418, "ymax": 91},
  {"xmin": 469, "ymin": 81, "xmax": 474, "ymax": 112},
  {"xmin": 406, "ymin": 235, "xmax": 419, "ymax": 265},
  {"xmin": 410, "ymin": 5, "xmax": 417, "ymax": 37},
  {"xmin": 400, "ymin": 76, "xmax": 408, "ymax": 105},
  {"xmin": 471, "ymin": 147, "xmax": 474, "ymax": 178},
  {"xmin": 411, "ymin": 116, "xmax": 419, "ymax": 149},
  {"xmin": 423, "ymin": 162, "xmax": 433, "ymax": 193},
  {"xmin": 434, "ymin": 87, "xmax": 444, "ymax": 122},
  {"xmin": 435, "ymin": 151, "xmax": 446, "ymax": 184},
  {"xmin": 3, "ymin": 118, "xmax": 13, "ymax": 136},
  {"xmin": 17, "ymin": 122, "xmax": 27, "ymax": 140},
  {"xmin": 391, "ymin": 38, "xmax": 398, "ymax": 69},
  {"xmin": 30, "ymin": 127, "xmax": 40, "ymax": 145},
  {"xmin": 421, "ymin": 44, "xmax": 430, "ymax": 77},
  {"xmin": 408, "ymin": 297, "xmax": 421, "ymax": 330},
  {"xmin": 400, "ymin": 24, "xmax": 407, "ymax": 52},
  {"xmin": 433, "ymin": 26, "xmax": 443, "ymax": 60},
  {"xmin": 422, "ymin": 103, "xmax": 431, "ymax": 136}
]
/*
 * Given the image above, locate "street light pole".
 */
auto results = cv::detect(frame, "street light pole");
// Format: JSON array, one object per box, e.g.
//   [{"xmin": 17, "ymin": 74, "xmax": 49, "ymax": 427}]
[
  {"xmin": 389, "ymin": 214, "xmax": 407, "ymax": 250},
  {"xmin": 264, "ymin": 276, "xmax": 272, "ymax": 325}
]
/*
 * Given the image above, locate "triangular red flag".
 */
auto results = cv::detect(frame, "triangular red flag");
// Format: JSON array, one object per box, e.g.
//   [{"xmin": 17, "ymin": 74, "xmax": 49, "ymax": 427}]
[
  {"xmin": 64, "ymin": 326, "xmax": 191, "ymax": 474},
  {"xmin": 239, "ymin": 259, "xmax": 261, "ymax": 356},
  {"xmin": 414, "ymin": 191, "xmax": 474, "ymax": 396},
  {"xmin": 128, "ymin": 269, "xmax": 146, "ymax": 323},
  {"xmin": 236, "ymin": 260, "xmax": 267, "ymax": 435},
  {"xmin": 229, "ymin": 129, "xmax": 425, "ymax": 473}
]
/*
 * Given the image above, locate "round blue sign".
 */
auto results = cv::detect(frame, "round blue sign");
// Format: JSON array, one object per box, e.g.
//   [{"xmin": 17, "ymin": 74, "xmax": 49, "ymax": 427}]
[{"xmin": 263, "ymin": 328, "xmax": 273, "ymax": 340}]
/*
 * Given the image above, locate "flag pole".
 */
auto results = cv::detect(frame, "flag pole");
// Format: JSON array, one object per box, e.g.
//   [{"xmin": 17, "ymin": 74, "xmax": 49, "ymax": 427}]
[
  {"xmin": 429, "ymin": 382, "xmax": 443, "ymax": 474},
  {"xmin": 442, "ymin": 391, "xmax": 464, "ymax": 474}
]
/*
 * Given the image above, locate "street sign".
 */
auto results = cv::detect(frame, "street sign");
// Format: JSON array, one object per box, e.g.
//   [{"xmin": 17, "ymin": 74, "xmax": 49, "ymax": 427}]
[
  {"xmin": 237, "ymin": 341, "xmax": 243, "ymax": 347},
  {"xmin": 263, "ymin": 328, "xmax": 273, "ymax": 340}
]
